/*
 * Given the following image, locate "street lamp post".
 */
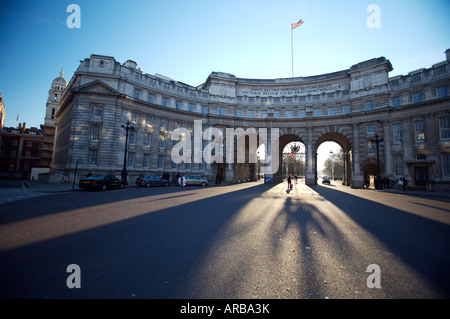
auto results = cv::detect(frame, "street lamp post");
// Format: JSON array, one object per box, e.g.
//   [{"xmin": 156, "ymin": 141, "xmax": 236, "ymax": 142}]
[
  {"xmin": 121, "ymin": 120, "xmax": 135, "ymax": 185},
  {"xmin": 329, "ymin": 150, "xmax": 334, "ymax": 181},
  {"xmin": 371, "ymin": 134, "xmax": 384, "ymax": 189}
]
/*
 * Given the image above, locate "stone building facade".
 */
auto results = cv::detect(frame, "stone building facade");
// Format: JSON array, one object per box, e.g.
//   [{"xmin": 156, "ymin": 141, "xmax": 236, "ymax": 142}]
[{"xmin": 52, "ymin": 51, "xmax": 450, "ymax": 190}]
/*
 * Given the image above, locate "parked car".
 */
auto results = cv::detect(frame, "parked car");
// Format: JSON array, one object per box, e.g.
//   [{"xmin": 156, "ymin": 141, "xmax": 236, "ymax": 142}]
[
  {"xmin": 184, "ymin": 175, "xmax": 208, "ymax": 187},
  {"xmin": 322, "ymin": 176, "xmax": 331, "ymax": 184},
  {"xmin": 79, "ymin": 175, "xmax": 125, "ymax": 191},
  {"xmin": 136, "ymin": 175, "xmax": 170, "ymax": 187}
]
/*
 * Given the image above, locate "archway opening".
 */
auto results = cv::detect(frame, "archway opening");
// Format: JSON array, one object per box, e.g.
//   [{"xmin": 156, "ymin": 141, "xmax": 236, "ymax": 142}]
[
  {"xmin": 317, "ymin": 141, "xmax": 343, "ymax": 185},
  {"xmin": 315, "ymin": 133, "xmax": 352, "ymax": 186},
  {"xmin": 282, "ymin": 141, "xmax": 306, "ymax": 183}
]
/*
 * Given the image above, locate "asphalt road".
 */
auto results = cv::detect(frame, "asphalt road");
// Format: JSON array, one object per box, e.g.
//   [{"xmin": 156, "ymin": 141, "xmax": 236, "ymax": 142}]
[{"xmin": 0, "ymin": 181, "xmax": 449, "ymax": 299}]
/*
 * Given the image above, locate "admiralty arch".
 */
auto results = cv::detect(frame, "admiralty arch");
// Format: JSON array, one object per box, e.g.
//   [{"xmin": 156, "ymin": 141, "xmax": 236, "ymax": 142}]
[{"xmin": 51, "ymin": 50, "xmax": 450, "ymax": 190}]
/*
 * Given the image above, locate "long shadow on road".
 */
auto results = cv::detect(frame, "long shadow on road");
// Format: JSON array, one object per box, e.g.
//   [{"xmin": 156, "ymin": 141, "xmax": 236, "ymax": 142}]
[{"xmin": 309, "ymin": 185, "xmax": 450, "ymax": 298}]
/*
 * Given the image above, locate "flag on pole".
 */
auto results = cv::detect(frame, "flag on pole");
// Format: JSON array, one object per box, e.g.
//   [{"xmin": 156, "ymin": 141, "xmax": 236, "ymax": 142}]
[{"xmin": 291, "ymin": 19, "xmax": 303, "ymax": 29}]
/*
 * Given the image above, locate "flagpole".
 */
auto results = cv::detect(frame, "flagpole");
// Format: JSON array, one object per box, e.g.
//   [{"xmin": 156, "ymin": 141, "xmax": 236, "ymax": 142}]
[{"xmin": 291, "ymin": 24, "xmax": 294, "ymax": 77}]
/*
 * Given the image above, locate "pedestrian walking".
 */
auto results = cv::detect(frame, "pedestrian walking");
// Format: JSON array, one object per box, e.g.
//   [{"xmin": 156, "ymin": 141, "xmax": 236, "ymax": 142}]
[
  {"xmin": 178, "ymin": 173, "xmax": 186, "ymax": 190},
  {"xmin": 287, "ymin": 174, "xmax": 292, "ymax": 190}
]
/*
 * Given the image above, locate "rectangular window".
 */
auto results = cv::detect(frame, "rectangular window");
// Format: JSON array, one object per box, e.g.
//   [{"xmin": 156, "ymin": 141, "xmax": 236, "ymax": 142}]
[
  {"xmin": 176, "ymin": 100, "xmax": 182, "ymax": 110},
  {"xmin": 236, "ymin": 109, "xmax": 242, "ymax": 117},
  {"xmin": 327, "ymin": 108, "xmax": 335, "ymax": 116},
  {"xmin": 129, "ymin": 130, "xmax": 136, "ymax": 145},
  {"xmin": 260, "ymin": 110, "xmax": 266, "ymax": 118},
  {"xmin": 437, "ymin": 86, "xmax": 448, "ymax": 99},
  {"xmin": 189, "ymin": 103, "xmax": 195, "ymax": 112},
  {"xmin": 414, "ymin": 120, "xmax": 425, "ymax": 142},
  {"xmin": 299, "ymin": 110, "xmax": 306, "ymax": 118},
  {"xmin": 131, "ymin": 112, "xmax": 137, "ymax": 123},
  {"xmin": 368, "ymin": 141, "xmax": 376, "ymax": 155},
  {"xmin": 158, "ymin": 155, "xmax": 164, "ymax": 169},
  {"xmin": 159, "ymin": 134, "xmax": 165, "ymax": 148},
  {"xmin": 143, "ymin": 154, "xmax": 150, "ymax": 168},
  {"xmin": 412, "ymin": 92, "xmax": 422, "ymax": 104},
  {"xmin": 148, "ymin": 94, "xmax": 154, "ymax": 103},
  {"xmin": 286, "ymin": 110, "xmax": 293, "ymax": 118},
  {"xmin": 395, "ymin": 155, "xmax": 403, "ymax": 176},
  {"xmin": 185, "ymin": 163, "xmax": 191, "ymax": 170},
  {"xmin": 127, "ymin": 152, "xmax": 134, "ymax": 167},
  {"xmin": 202, "ymin": 105, "xmax": 208, "ymax": 115},
  {"xmin": 91, "ymin": 126, "xmax": 100, "ymax": 141},
  {"xmin": 274, "ymin": 111, "xmax": 281, "ymax": 118},
  {"xmin": 220, "ymin": 107, "xmax": 226, "ymax": 116},
  {"xmin": 144, "ymin": 133, "xmax": 151, "ymax": 146},
  {"xmin": 313, "ymin": 109, "xmax": 320, "ymax": 117},
  {"xmin": 343, "ymin": 105, "xmax": 350, "ymax": 114},
  {"xmin": 393, "ymin": 123, "xmax": 403, "ymax": 144},
  {"xmin": 89, "ymin": 149, "xmax": 98, "ymax": 166},
  {"xmin": 443, "ymin": 153, "xmax": 450, "ymax": 178},
  {"xmin": 365, "ymin": 101, "xmax": 373, "ymax": 111},
  {"xmin": 134, "ymin": 89, "xmax": 140, "ymax": 99},
  {"xmin": 367, "ymin": 124, "xmax": 375, "ymax": 136},
  {"xmin": 94, "ymin": 105, "xmax": 102, "ymax": 117},
  {"xmin": 146, "ymin": 115, "xmax": 152, "ymax": 126},
  {"xmin": 248, "ymin": 110, "xmax": 254, "ymax": 118},
  {"xmin": 160, "ymin": 118, "xmax": 166, "ymax": 128},
  {"xmin": 392, "ymin": 97, "xmax": 400, "ymax": 108},
  {"xmin": 162, "ymin": 98, "xmax": 168, "ymax": 107},
  {"xmin": 439, "ymin": 116, "xmax": 450, "ymax": 139},
  {"xmin": 172, "ymin": 161, "xmax": 178, "ymax": 170}
]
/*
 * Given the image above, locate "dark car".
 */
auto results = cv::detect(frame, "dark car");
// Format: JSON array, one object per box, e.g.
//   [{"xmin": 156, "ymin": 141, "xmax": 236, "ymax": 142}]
[
  {"xmin": 79, "ymin": 175, "xmax": 125, "ymax": 191},
  {"xmin": 136, "ymin": 175, "xmax": 170, "ymax": 187},
  {"xmin": 322, "ymin": 176, "xmax": 331, "ymax": 184}
]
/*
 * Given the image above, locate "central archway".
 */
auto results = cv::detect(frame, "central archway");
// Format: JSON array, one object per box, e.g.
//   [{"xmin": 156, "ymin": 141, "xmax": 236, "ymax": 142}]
[
  {"xmin": 274, "ymin": 134, "xmax": 307, "ymax": 183},
  {"xmin": 315, "ymin": 133, "xmax": 352, "ymax": 186}
]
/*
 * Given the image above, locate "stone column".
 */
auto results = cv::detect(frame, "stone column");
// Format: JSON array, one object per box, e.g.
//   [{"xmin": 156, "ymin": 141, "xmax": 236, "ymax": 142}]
[
  {"xmin": 352, "ymin": 123, "xmax": 364, "ymax": 188},
  {"xmin": 306, "ymin": 125, "xmax": 315, "ymax": 185},
  {"xmin": 382, "ymin": 120, "xmax": 393, "ymax": 176}
]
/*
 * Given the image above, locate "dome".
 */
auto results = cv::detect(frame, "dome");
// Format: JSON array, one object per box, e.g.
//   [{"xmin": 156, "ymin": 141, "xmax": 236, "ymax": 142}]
[{"xmin": 52, "ymin": 70, "xmax": 67, "ymax": 88}]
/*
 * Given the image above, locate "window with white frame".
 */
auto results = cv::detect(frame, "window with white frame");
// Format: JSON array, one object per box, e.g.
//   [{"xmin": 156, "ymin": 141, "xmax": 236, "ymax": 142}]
[{"xmin": 414, "ymin": 120, "xmax": 425, "ymax": 142}]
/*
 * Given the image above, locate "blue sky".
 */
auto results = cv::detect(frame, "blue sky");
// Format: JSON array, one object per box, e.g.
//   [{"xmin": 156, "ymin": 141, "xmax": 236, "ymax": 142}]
[{"xmin": 1, "ymin": 0, "xmax": 449, "ymax": 129}]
